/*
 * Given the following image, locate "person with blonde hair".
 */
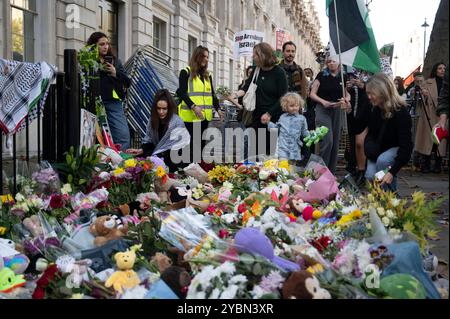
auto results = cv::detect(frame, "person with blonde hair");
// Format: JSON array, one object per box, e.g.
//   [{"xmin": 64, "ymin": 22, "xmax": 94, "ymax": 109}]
[
  {"xmin": 232, "ymin": 42, "xmax": 288, "ymax": 159},
  {"xmin": 364, "ymin": 73, "xmax": 413, "ymax": 191},
  {"xmin": 268, "ymin": 92, "xmax": 309, "ymax": 163}
]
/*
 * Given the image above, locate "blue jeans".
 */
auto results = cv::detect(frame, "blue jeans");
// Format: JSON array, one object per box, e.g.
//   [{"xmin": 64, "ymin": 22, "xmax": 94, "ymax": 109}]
[
  {"xmin": 104, "ymin": 100, "xmax": 130, "ymax": 151},
  {"xmin": 365, "ymin": 147, "xmax": 399, "ymax": 191}
]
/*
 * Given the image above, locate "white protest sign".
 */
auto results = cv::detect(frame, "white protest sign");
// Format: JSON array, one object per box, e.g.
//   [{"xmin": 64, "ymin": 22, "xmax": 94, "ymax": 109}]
[{"xmin": 233, "ymin": 30, "xmax": 265, "ymax": 59}]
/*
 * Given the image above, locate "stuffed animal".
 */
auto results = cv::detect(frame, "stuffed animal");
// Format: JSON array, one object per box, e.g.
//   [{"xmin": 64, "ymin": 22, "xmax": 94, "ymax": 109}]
[
  {"xmin": 0, "ymin": 267, "xmax": 26, "ymax": 293},
  {"xmin": 118, "ymin": 201, "xmax": 142, "ymax": 217},
  {"xmin": 380, "ymin": 274, "xmax": 426, "ymax": 299},
  {"xmin": 160, "ymin": 266, "xmax": 191, "ymax": 299},
  {"xmin": 56, "ymin": 255, "xmax": 94, "ymax": 288},
  {"xmin": 0, "ymin": 238, "xmax": 30, "ymax": 274},
  {"xmin": 151, "ymin": 253, "xmax": 173, "ymax": 273},
  {"xmin": 89, "ymin": 215, "xmax": 128, "ymax": 247},
  {"xmin": 22, "ymin": 215, "xmax": 43, "ymax": 237},
  {"xmin": 105, "ymin": 246, "xmax": 141, "ymax": 294},
  {"xmin": 168, "ymin": 186, "xmax": 210, "ymax": 212},
  {"xmin": 281, "ymin": 270, "xmax": 331, "ymax": 299},
  {"xmin": 304, "ymin": 126, "xmax": 329, "ymax": 148}
]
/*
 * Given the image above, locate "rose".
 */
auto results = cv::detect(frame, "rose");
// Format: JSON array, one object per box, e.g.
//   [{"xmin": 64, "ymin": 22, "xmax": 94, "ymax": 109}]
[
  {"xmin": 32, "ymin": 287, "xmax": 46, "ymax": 299},
  {"xmin": 238, "ymin": 203, "xmax": 248, "ymax": 214},
  {"xmin": 219, "ymin": 229, "xmax": 230, "ymax": 239},
  {"xmin": 49, "ymin": 194, "xmax": 66, "ymax": 209}
]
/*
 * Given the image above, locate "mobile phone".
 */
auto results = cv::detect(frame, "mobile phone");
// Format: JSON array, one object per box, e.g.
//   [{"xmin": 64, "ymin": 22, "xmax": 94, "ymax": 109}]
[{"xmin": 104, "ymin": 56, "xmax": 114, "ymax": 64}]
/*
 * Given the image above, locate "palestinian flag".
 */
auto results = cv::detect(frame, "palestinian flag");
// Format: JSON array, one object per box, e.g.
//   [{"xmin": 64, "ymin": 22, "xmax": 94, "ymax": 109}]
[{"xmin": 327, "ymin": 0, "xmax": 381, "ymax": 74}]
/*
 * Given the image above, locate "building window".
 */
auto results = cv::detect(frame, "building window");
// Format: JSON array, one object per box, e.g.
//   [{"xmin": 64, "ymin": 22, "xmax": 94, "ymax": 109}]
[
  {"xmin": 187, "ymin": 0, "xmax": 198, "ymax": 13},
  {"xmin": 98, "ymin": 0, "xmax": 118, "ymax": 52},
  {"xmin": 188, "ymin": 36, "xmax": 197, "ymax": 60},
  {"xmin": 153, "ymin": 17, "xmax": 167, "ymax": 53},
  {"xmin": 10, "ymin": 0, "xmax": 36, "ymax": 62}
]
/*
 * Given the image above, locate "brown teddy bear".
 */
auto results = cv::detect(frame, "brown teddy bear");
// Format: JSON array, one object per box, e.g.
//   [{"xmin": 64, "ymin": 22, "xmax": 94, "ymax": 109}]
[
  {"xmin": 281, "ymin": 271, "xmax": 331, "ymax": 299},
  {"xmin": 89, "ymin": 215, "xmax": 128, "ymax": 247}
]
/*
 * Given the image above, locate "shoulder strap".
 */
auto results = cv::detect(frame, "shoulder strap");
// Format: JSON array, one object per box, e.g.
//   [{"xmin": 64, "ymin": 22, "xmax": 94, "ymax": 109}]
[{"xmin": 252, "ymin": 67, "xmax": 260, "ymax": 84}]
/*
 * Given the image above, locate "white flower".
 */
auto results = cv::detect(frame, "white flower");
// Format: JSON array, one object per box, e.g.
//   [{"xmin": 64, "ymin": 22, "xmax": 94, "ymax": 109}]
[
  {"xmin": 366, "ymin": 223, "xmax": 372, "ymax": 230},
  {"xmin": 218, "ymin": 262, "xmax": 236, "ymax": 275},
  {"xmin": 209, "ymin": 288, "xmax": 221, "ymax": 299},
  {"xmin": 220, "ymin": 285, "xmax": 239, "ymax": 299},
  {"xmin": 222, "ymin": 181, "xmax": 234, "ymax": 191},
  {"xmin": 382, "ymin": 217, "xmax": 391, "ymax": 227},
  {"xmin": 390, "ymin": 198, "xmax": 401, "ymax": 207},
  {"xmin": 377, "ymin": 207, "xmax": 386, "ymax": 216},
  {"xmin": 230, "ymin": 275, "xmax": 247, "ymax": 285},
  {"xmin": 61, "ymin": 183, "xmax": 72, "ymax": 195},
  {"xmin": 259, "ymin": 170, "xmax": 270, "ymax": 180},
  {"xmin": 221, "ymin": 214, "xmax": 234, "ymax": 224},
  {"xmin": 15, "ymin": 193, "xmax": 25, "ymax": 202},
  {"xmin": 251, "ymin": 285, "xmax": 266, "ymax": 299},
  {"xmin": 386, "ymin": 210, "xmax": 395, "ymax": 219},
  {"xmin": 121, "ymin": 285, "xmax": 148, "ymax": 299}
]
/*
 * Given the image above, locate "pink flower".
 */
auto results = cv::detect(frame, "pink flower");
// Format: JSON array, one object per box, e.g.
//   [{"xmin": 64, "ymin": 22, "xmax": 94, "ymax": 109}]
[{"xmin": 218, "ymin": 229, "xmax": 230, "ymax": 239}]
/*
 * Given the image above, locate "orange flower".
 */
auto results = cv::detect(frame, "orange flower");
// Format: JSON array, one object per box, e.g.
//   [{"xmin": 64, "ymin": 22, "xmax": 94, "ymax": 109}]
[
  {"xmin": 143, "ymin": 162, "xmax": 152, "ymax": 171},
  {"xmin": 250, "ymin": 201, "xmax": 262, "ymax": 216}
]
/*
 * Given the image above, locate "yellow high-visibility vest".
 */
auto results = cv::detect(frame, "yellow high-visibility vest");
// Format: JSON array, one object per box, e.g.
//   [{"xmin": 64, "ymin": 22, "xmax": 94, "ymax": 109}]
[{"xmin": 178, "ymin": 66, "xmax": 214, "ymax": 122}]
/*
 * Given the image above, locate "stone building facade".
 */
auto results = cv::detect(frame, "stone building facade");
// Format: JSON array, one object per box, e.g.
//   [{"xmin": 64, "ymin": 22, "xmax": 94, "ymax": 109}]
[
  {"xmin": 1, "ymin": 0, "xmax": 322, "ymax": 157},
  {"xmin": 1, "ymin": 0, "xmax": 323, "ymax": 88}
]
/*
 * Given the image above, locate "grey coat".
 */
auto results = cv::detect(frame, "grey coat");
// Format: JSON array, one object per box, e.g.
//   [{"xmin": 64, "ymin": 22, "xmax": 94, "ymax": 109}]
[{"xmin": 268, "ymin": 113, "xmax": 309, "ymax": 160}]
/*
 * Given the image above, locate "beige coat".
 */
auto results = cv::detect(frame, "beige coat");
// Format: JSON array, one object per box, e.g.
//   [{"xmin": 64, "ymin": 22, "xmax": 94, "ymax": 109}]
[{"xmin": 414, "ymin": 78, "xmax": 447, "ymax": 156}]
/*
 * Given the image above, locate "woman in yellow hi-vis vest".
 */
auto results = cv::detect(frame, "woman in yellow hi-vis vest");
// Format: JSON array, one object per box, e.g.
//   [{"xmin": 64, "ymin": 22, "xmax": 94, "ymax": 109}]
[{"xmin": 177, "ymin": 46, "xmax": 220, "ymax": 164}]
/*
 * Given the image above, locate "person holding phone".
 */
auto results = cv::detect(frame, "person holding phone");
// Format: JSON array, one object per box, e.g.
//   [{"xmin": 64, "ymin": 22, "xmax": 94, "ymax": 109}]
[
  {"xmin": 87, "ymin": 32, "xmax": 131, "ymax": 151},
  {"xmin": 310, "ymin": 56, "xmax": 351, "ymax": 173}
]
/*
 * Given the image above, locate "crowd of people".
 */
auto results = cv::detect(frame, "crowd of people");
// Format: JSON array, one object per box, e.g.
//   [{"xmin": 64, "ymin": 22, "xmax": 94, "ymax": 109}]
[{"xmin": 87, "ymin": 31, "xmax": 448, "ymax": 192}]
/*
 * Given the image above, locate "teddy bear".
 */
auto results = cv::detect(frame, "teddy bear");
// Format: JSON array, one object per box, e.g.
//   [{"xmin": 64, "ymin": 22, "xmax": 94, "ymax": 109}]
[
  {"xmin": 105, "ymin": 246, "xmax": 141, "ymax": 294},
  {"xmin": 151, "ymin": 253, "xmax": 173, "ymax": 273},
  {"xmin": 22, "ymin": 215, "xmax": 43, "ymax": 238},
  {"xmin": 281, "ymin": 270, "xmax": 331, "ymax": 299},
  {"xmin": 160, "ymin": 266, "xmax": 191, "ymax": 299},
  {"xmin": 89, "ymin": 215, "xmax": 128, "ymax": 247}
]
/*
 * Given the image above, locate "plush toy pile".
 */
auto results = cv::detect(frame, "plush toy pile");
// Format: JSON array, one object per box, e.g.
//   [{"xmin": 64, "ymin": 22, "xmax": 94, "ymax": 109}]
[{"xmin": 0, "ymin": 146, "xmax": 448, "ymax": 299}]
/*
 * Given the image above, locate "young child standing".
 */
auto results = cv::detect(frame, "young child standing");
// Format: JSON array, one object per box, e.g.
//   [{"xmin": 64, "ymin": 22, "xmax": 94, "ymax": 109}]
[{"xmin": 268, "ymin": 92, "xmax": 309, "ymax": 163}]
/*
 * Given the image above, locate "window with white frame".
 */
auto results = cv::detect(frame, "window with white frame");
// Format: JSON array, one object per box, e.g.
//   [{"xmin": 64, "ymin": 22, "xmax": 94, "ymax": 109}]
[
  {"xmin": 229, "ymin": 59, "xmax": 234, "ymax": 91},
  {"xmin": 188, "ymin": 35, "xmax": 197, "ymax": 60},
  {"xmin": 10, "ymin": 0, "xmax": 36, "ymax": 62},
  {"xmin": 153, "ymin": 16, "xmax": 167, "ymax": 53}
]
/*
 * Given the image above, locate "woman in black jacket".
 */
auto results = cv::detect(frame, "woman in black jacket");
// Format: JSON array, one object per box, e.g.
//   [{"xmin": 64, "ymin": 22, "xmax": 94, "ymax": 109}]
[
  {"xmin": 87, "ymin": 32, "xmax": 131, "ymax": 151},
  {"xmin": 364, "ymin": 73, "xmax": 413, "ymax": 191}
]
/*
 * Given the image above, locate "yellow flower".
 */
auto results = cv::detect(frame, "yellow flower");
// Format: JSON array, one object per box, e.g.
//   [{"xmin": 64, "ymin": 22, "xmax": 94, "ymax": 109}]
[
  {"xmin": 278, "ymin": 160, "xmax": 290, "ymax": 172},
  {"xmin": 251, "ymin": 201, "xmax": 262, "ymax": 216},
  {"xmin": 307, "ymin": 264, "xmax": 324, "ymax": 274},
  {"xmin": 264, "ymin": 159, "xmax": 278, "ymax": 170},
  {"xmin": 124, "ymin": 159, "xmax": 137, "ymax": 168},
  {"xmin": 156, "ymin": 166, "xmax": 166, "ymax": 178},
  {"xmin": 70, "ymin": 293, "xmax": 84, "ymax": 299},
  {"xmin": 1, "ymin": 194, "xmax": 14, "ymax": 204},
  {"xmin": 0, "ymin": 227, "xmax": 7, "ymax": 236},
  {"xmin": 412, "ymin": 191, "xmax": 425, "ymax": 206},
  {"xmin": 351, "ymin": 209, "xmax": 362, "ymax": 219},
  {"xmin": 113, "ymin": 167, "xmax": 125, "ymax": 176},
  {"xmin": 313, "ymin": 210, "xmax": 322, "ymax": 219}
]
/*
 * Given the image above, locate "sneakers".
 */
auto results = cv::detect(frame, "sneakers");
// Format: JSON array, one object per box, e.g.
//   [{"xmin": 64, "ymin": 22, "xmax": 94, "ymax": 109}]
[{"xmin": 423, "ymin": 252, "xmax": 439, "ymax": 279}]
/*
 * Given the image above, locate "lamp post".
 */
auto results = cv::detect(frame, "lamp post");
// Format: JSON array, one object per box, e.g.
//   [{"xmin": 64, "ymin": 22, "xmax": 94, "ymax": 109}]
[
  {"xmin": 394, "ymin": 55, "xmax": 399, "ymax": 76},
  {"xmin": 421, "ymin": 18, "xmax": 429, "ymax": 70}
]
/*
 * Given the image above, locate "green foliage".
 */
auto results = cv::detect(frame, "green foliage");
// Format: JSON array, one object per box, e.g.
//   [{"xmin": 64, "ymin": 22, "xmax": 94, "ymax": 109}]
[{"xmin": 53, "ymin": 146, "xmax": 105, "ymax": 193}]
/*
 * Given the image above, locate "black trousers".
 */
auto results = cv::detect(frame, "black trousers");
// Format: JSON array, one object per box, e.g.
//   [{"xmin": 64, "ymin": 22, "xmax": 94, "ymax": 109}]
[{"xmin": 184, "ymin": 120, "xmax": 210, "ymax": 163}]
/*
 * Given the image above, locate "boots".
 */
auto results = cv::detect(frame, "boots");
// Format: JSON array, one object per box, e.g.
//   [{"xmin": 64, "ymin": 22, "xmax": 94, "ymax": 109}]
[
  {"xmin": 420, "ymin": 154, "xmax": 431, "ymax": 173},
  {"xmin": 355, "ymin": 170, "xmax": 366, "ymax": 187},
  {"xmin": 432, "ymin": 156, "xmax": 442, "ymax": 174}
]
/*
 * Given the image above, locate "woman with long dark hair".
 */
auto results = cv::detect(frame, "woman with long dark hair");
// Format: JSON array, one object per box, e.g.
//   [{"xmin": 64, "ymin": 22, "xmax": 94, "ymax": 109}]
[
  {"xmin": 127, "ymin": 89, "xmax": 189, "ymax": 172},
  {"xmin": 414, "ymin": 62, "xmax": 447, "ymax": 173},
  {"xmin": 86, "ymin": 32, "xmax": 131, "ymax": 150},
  {"xmin": 176, "ymin": 45, "xmax": 220, "ymax": 163}
]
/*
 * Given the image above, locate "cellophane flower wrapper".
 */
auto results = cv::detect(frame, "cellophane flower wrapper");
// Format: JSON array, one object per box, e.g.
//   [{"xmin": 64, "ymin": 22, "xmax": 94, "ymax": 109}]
[
  {"xmin": 31, "ymin": 161, "xmax": 61, "ymax": 196},
  {"xmin": 158, "ymin": 207, "xmax": 220, "ymax": 252},
  {"xmin": 183, "ymin": 164, "xmax": 209, "ymax": 184},
  {"xmin": 294, "ymin": 158, "xmax": 340, "ymax": 203}
]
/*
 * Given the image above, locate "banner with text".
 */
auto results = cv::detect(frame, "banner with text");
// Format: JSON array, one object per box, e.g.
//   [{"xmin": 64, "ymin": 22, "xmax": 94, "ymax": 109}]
[
  {"xmin": 276, "ymin": 28, "xmax": 292, "ymax": 51},
  {"xmin": 233, "ymin": 30, "xmax": 265, "ymax": 59}
]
